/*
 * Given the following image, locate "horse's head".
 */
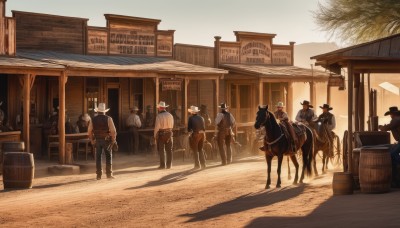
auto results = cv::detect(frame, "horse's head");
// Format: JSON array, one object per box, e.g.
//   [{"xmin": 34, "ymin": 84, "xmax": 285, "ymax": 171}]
[{"xmin": 254, "ymin": 105, "xmax": 269, "ymax": 129}]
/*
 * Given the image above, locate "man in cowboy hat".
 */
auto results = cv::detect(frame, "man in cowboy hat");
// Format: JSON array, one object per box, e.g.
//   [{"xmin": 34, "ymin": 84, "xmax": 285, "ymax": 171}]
[
  {"xmin": 88, "ymin": 103, "xmax": 117, "ymax": 180},
  {"xmin": 316, "ymin": 104, "xmax": 336, "ymax": 156},
  {"xmin": 295, "ymin": 100, "xmax": 317, "ymax": 125},
  {"xmin": 188, "ymin": 105, "xmax": 207, "ymax": 169},
  {"xmin": 126, "ymin": 106, "xmax": 142, "ymax": 154},
  {"xmin": 154, "ymin": 101, "xmax": 174, "ymax": 169},
  {"xmin": 379, "ymin": 106, "xmax": 400, "ymax": 187},
  {"xmin": 215, "ymin": 102, "xmax": 236, "ymax": 165},
  {"xmin": 275, "ymin": 101, "xmax": 298, "ymax": 152}
]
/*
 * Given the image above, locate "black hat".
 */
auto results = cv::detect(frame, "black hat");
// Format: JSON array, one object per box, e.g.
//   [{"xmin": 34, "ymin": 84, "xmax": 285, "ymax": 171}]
[
  {"xmin": 319, "ymin": 104, "xmax": 333, "ymax": 110},
  {"xmin": 300, "ymin": 100, "xmax": 313, "ymax": 108},
  {"xmin": 384, "ymin": 106, "xmax": 400, "ymax": 116},
  {"xmin": 219, "ymin": 103, "xmax": 229, "ymax": 109}
]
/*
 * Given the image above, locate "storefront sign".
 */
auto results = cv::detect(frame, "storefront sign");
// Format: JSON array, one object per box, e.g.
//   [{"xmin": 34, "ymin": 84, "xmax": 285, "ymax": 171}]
[
  {"xmin": 272, "ymin": 49, "xmax": 292, "ymax": 65},
  {"xmin": 161, "ymin": 79, "xmax": 182, "ymax": 91},
  {"xmin": 220, "ymin": 46, "xmax": 240, "ymax": 64},
  {"xmin": 328, "ymin": 75, "xmax": 345, "ymax": 89},
  {"xmin": 157, "ymin": 34, "xmax": 173, "ymax": 57},
  {"xmin": 87, "ymin": 29, "xmax": 108, "ymax": 54},
  {"xmin": 109, "ymin": 24, "xmax": 155, "ymax": 56},
  {"xmin": 240, "ymin": 40, "xmax": 271, "ymax": 64}
]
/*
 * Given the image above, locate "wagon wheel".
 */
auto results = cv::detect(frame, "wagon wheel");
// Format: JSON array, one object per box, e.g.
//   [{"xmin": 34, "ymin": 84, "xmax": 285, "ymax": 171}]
[
  {"xmin": 342, "ymin": 130, "xmax": 349, "ymax": 172},
  {"xmin": 330, "ymin": 134, "xmax": 342, "ymax": 167}
]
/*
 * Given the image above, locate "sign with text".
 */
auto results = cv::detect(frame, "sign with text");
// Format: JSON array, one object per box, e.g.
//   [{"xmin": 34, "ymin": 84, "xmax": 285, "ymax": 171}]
[
  {"xmin": 240, "ymin": 39, "xmax": 271, "ymax": 64},
  {"xmin": 157, "ymin": 34, "xmax": 173, "ymax": 57},
  {"xmin": 219, "ymin": 46, "xmax": 240, "ymax": 63},
  {"xmin": 109, "ymin": 23, "xmax": 155, "ymax": 56},
  {"xmin": 272, "ymin": 49, "xmax": 292, "ymax": 65},
  {"xmin": 161, "ymin": 79, "xmax": 182, "ymax": 91},
  {"xmin": 87, "ymin": 28, "xmax": 108, "ymax": 54}
]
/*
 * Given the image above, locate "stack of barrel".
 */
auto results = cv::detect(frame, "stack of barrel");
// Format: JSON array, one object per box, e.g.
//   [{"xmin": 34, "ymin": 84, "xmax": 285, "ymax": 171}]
[{"xmin": 1, "ymin": 142, "xmax": 34, "ymax": 189}]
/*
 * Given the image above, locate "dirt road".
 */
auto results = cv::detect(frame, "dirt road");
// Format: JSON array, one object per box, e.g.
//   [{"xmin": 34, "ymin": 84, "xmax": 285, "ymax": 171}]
[{"xmin": 1, "ymin": 155, "xmax": 400, "ymax": 227}]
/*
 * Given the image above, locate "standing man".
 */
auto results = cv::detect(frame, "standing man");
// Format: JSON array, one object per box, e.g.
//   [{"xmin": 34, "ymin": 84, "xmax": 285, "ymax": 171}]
[
  {"xmin": 154, "ymin": 101, "xmax": 174, "ymax": 169},
  {"xmin": 215, "ymin": 103, "xmax": 236, "ymax": 165},
  {"xmin": 88, "ymin": 103, "xmax": 117, "ymax": 180},
  {"xmin": 317, "ymin": 104, "xmax": 336, "ymax": 156},
  {"xmin": 379, "ymin": 106, "xmax": 400, "ymax": 187},
  {"xmin": 126, "ymin": 106, "xmax": 142, "ymax": 154},
  {"xmin": 188, "ymin": 105, "xmax": 206, "ymax": 169},
  {"xmin": 295, "ymin": 100, "xmax": 317, "ymax": 125},
  {"xmin": 275, "ymin": 101, "xmax": 298, "ymax": 152}
]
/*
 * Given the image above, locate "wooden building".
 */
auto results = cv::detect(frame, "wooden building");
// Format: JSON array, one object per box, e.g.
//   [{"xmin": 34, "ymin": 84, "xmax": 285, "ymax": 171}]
[
  {"xmin": 0, "ymin": 0, "xmax": 226, "ymax": 163},
  {"xmin": 175, "ymin": 32, "xmax": 332, "ymax": 125}
]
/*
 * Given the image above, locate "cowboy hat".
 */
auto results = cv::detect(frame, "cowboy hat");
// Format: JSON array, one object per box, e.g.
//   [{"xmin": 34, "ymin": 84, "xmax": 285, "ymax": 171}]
[
  {"xmin": 384, "ymin": 106, "xmax": 400, "ymax": 116},
  {"xmin": 157, "ymin": 101, "xmax": 169, "ymax": 108},
  {"xmin": 82, "ymin": 113, "xmax": 91, "ymax": 122},
  {"xmin": 319, "ymin": 104, "xmax": 333, "ymax": 110},
  {"xmin": 188, "ymin": 105, "xmax": 200, "ymax": 113},
  {"xmin": 276, "ymin": 101, "xmax": 285, "ymax": 108},
  {"xmin": 132, "ymin": 106, "xmax": 139, "ymax": 111},
  {"xmin": 300, "ymin": 100, "xmax": 313, "ymax": 108},
  {"xmin": 219, "ymin": 103, "xmax": 229, "ymax": 109},
  {"xmin": 94, "ymin": 103, "xmax": 110, "ymax": 113}
]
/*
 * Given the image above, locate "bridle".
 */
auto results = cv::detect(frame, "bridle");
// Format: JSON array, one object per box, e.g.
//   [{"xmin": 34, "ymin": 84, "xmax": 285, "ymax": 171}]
[{"xmin": 261, "ymin": 110, "xmax": 284, "ymax": 146}]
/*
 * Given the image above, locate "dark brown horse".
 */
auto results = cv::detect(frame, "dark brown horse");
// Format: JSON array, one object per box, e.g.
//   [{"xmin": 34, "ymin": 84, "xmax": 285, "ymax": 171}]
[{"xmin": 254, "ymin": 106, "xmax": 313, "ymax": 189}]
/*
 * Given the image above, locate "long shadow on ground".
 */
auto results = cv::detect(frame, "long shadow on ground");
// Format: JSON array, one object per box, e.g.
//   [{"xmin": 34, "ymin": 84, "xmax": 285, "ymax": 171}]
[{"xmin": 181, "ymin": 184, "xmax": 306, "ymax": 223}]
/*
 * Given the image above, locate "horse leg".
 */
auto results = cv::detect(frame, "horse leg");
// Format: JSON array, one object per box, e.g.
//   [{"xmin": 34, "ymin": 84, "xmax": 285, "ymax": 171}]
[
  {"xmin": 322, "ymin": 151, "xmax": 327, "ymax": 174},
  {"xmin": 289, "ymin": 155, "xmax": 299, "ymax": 185},
  {"xmin": 266, "ymin": 154, "xmax": 272, "ymax": 189},
  {"xmin": 287, "ymin": 156, "xmax": 292, "ymax": 180},
  {"xmin": 276, "ymin": 154, "xmax": 283, "ymax": 188},
  {"xmin": 313, "ymin": 149, "xmax": 319, "ymax": 176}
]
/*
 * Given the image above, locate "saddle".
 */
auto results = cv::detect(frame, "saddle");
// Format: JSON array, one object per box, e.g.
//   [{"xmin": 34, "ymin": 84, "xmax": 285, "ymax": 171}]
[{"xmin": 279, "ymin": 122, "xmax": 307, "ymax": 155}]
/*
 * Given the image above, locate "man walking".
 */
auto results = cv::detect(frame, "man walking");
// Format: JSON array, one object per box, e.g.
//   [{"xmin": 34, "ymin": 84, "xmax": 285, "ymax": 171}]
[
  {"xmin": 126, "ymin": 106, "xmax": 142, "ymax": 154},
  {"xmin": 88, "ymin": 103, "xmax": 117, "ymax": 180},
  {"xmin": 154, "ymin": 101, "xmax": 174, "ymax": 169},
  {"xmin": 215, "ymin": 103, "xmax": 236, "ymax": 165},
  {"xmin": 188, "ymin": 105, "xmax": 206, "ymax": 169}
]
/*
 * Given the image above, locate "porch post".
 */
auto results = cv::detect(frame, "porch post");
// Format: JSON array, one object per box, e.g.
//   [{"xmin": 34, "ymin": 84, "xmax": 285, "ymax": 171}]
[
  {"xmin": 309, "ymin": 81, "xmax": 316, "ymax": 109},
  {"xmin": 184, "ymin": 77, "xmax": 189, "ymax": 126},
  {"xmin": 155, "ymin": 77, "xmax": 159, "ymax": 111},
  {"xmin": 214, "ymin": 78, "xmax": 220, "ymax": 120},
  {"xmin": 22, "ymin": 74, "xmax": 31, "ymax": 153},
  {"xmin": 287, "ymin": 82, "xmax": 293, "ymax": 120},
  {"xmin": 258, "ymin": 79, "xmax": 263, "ymax": 105},
  {"xmin": 347, "ymin": 62, "xmax": 354, "ymax": 173},
  {"xmin": 58, "ymin": 71, "xmax": 67, "ymax": 164}
]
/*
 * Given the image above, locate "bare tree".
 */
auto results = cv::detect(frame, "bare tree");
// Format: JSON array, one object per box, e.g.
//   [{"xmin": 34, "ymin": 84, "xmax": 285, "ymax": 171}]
[{"xmin": 314, "ymin": 0, "xmax": 400, "ymax": 44}]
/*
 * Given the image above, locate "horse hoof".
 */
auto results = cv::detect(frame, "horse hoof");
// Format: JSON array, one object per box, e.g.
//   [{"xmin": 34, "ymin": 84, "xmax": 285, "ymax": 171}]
[
  {"xmin": 265, "ymin": 185, "xmax": 270, "ymax": 189},
  {"xmin": 276, "ymin": 184, "xmax": 281, "ymax": 188},
  {"xmin": 299, "ymin": 180, "xmax": 303, "ymax": 184},
  {"xmin": 292, "ymin": 181, "xmax": 298, "ymax": 185}
]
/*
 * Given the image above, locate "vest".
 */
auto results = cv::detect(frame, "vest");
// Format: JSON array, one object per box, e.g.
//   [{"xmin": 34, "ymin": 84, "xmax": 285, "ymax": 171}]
[
  {"xmin": 299, "ymin": 109, "xmax": 314, "ymax": 122},
  {"xmin": 218, "ymin": 112, "xmax": 232, "ymax": 131},
  {"xmin": 319, "ymin": 112, "xmax": 333, "ymax": 125},
  {"xmin": 92, "ymin": 114, "xmax": 110, "ymax": 138}
]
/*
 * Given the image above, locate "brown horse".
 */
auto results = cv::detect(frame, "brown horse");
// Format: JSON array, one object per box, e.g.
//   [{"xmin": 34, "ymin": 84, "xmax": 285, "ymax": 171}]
[{"xmin": 254, "ymin": 106, "xmax": 313, "ymax": 189}]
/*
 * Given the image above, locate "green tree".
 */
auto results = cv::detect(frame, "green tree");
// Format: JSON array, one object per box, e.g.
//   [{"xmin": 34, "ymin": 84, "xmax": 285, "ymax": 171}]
[{"xmin": 314, "ymin": 0, "xmax": 400, "ymax": 44}]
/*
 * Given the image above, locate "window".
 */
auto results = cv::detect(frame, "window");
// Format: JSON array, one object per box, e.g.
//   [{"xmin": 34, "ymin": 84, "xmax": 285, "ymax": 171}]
[
  {"xmin": 131, "ymin": 79, "xmax": 144, "ymax": 110},
  {"xmin": 86, "ymin": 78, "xmax": 99, "ymax": 116}
]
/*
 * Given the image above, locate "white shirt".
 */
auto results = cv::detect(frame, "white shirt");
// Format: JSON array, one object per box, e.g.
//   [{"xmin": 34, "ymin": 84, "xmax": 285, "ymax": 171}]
[
  {"xmin": 126, "ymin": 113, "xmax": 142, "ymax": 128},
  {"xmin": 87, "ymin": 114, "xmax": 117, "ymax": 141},
  {"xmin": 154, "ymin": 111, "xmax": 174, "ymax": 138}
]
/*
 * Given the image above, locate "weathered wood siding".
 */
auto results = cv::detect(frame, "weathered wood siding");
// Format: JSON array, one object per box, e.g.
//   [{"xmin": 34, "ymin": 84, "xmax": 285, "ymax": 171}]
[
  {"xmin": 13, "ymin": 11, "xmax": 87, "ymax": 54},
  {"xmin": 174, "ymin": 44, "xmax": 214, "ymax": 67},
  {"xmin": 65, "ymin": 77, "xmax": 83, "ymax": 124},
  {"xmin": 120, "ymin": 78, "xmax": 130, "ymax": 130}
]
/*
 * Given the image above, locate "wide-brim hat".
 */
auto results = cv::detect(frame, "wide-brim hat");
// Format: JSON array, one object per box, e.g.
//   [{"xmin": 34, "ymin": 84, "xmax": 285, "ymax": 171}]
[
  {"xmin": 219, "ymin": 103, "xmax": 229, "ymax": 109},
  {"xmin": 157, "ymin": 101, "xmax": 169, "ymax": 108},
  {"xmin": 319, "ymin": 104, "xmax": 333, "ymax": 110},
  {"xmin": 94, "ymin": 103, "xmax": 110, "ymax": 113},
  {"xmin": 188, "ymin": 105, "xmax": 200, "ymax": 113},
  {"xmin": 384, "ymin": 106, "xmax": 400, "ymax": 116},
  {"xmin": 300, "ymin": 100, "xmax": 313, "ymax": 108},
  {"xmin": 132, "ymin": 106, "xmax": 139, "ymax": 111},
  {"xmin": 276, "ymin": 102, "xmax": 285, "ymax": 108}
]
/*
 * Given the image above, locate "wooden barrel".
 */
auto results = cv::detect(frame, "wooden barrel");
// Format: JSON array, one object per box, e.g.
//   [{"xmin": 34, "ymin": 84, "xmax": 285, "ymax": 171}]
[
  {"xmin": 359, "ymin": 147, "xmax": 391, "ymax": 193},
  {"xmin": 352, "ymin": 148, "xmax": 361, "ymax": 190},
  {"xmin": 2, "ymin": 141, "xmax": 25, "ymax": 152},
  {"xmin": 2, "ymin": 152, "xmax": 34, "ymax": 189},
  {"xmin": 332, "ymin": 172, "xmax": 353, "ymax": 195}
]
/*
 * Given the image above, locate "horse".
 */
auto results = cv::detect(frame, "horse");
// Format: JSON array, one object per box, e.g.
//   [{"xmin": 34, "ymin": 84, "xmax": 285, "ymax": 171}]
[
  {"xmin": 312, "ymin": 121, "xmax": 340, "ymax": 175},
  {"xmin": 254, "ymin": 105, "xmax": 314, "ymax": 189}
]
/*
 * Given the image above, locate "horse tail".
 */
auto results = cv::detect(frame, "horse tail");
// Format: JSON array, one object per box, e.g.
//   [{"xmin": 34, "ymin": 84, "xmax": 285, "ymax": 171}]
[{"xmin": 302, "ymin": 126, "xmax": 314, "ymax": 177}]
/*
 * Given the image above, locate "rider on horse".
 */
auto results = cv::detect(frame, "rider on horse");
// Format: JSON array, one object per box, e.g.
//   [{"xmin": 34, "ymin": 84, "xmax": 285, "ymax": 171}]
[
  {"xmin": 274, "ymin": 101, "xmax": 298, "ymax": 153},
  {"xmin": 295, "ymin": 100, "xmax": 317, "ymax": 125},
  {"xmin": 316, "ymin": 104, "xmax": 336, "ymax": 156}
]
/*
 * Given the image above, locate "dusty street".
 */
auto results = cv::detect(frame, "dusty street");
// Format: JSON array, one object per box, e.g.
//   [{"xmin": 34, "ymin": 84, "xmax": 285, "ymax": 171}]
[{"xmin": 1, "ymin": 154, "xmax": 400, "ymax": 228}]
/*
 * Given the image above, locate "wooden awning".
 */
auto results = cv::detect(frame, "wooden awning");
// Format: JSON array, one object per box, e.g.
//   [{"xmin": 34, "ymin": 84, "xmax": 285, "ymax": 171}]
[
  {"xmin": 221, "ymin": 64, "xmax": 330, "ymax": 82},
  {"xmin": 17, "ymin": 50, "xmax": 227, "ymax": 77},
  {"xmin": 0, "ymin": 55, "xmax": 64, "ymax": 75}
]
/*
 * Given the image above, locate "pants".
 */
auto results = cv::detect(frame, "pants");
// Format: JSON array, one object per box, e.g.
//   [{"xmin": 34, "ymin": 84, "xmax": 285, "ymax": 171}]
[
  {"xmin": 95, "ymin": 139, "xmax": 112, "ymax": 176},
  {"xmin": 157, "ymin": 131, "xmax": 173, "ymax": 168},
  {"xmin": 218, "ymin": 132, "xmax": 232, "ymax": 165},
  {"xmin": 128, "ymin": 127, "xmax": 139, "ymax": 154},
  {"xmin": 390, "ymin": 143, "xmax": 400, "ymax": 183},
  {"xmin": 190, "ymin": 132, "xmax": 206, "ymax": 168}
]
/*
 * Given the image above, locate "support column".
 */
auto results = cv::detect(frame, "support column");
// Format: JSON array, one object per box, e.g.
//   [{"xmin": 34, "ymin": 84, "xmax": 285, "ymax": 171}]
[
  {"xmin": 214, "ymin": 78, "xmax": 220, "ymax": 120},
  {"xmin": 22, "ymin": 74, "xmax": 31, "ymax": 153},
  {"xmin": 155, "ymin": 77, "xmax": 159, "ymax": 114},
  {"xmin": 310, "ymin": 81, "xmax": 316, "ymax": 108},
  {"xmin": 258, "ymin": 79, "xmax": 263, "ymax": 105},
  {"xmin": 58, "ymin": 71, "xmax": 67, "ymax": 164},
  {"xmin": 184, "ymin": 78, "xmax": 189, "ymax": 126},
  {"xmin": 347, "ymin": 62, "xmax": 354, "ymax": 173},
  {"xmin": 287, "ymin": 82, "xmax": 293, "ymax": 120},
  {"xmin": 327, "ymin": 84, "xmax": 331, "ymax": 104}
]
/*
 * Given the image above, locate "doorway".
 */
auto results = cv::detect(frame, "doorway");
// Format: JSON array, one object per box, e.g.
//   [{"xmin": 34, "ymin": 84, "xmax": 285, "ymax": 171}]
[
  {"xmin": 229, "ymin": 84, "xmax": 255, "ymax": 123},
  {"xmin": 107, "ymin": 88, "xmax": 120, "ymax": 130}
]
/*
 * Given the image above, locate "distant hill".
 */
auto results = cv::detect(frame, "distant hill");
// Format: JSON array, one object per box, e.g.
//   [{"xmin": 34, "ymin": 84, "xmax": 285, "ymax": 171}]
[{"xmin": 294, "ymin": 42, "xmax": 339, "ymax": 70}]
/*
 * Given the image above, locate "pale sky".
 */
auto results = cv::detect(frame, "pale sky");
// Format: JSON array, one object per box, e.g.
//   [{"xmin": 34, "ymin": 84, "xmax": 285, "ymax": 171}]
[{"xmin": 5, "ymin": 0, "xmax": 330, "ymax": 46}]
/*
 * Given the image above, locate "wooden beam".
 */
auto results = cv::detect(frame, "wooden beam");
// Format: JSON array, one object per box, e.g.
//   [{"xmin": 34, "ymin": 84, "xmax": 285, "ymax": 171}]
[
  {"xmin": 309, "ymin": 81, "xmax": 316, "ymax": 109},
  {"xmin": 287, "ymin": 82, "xmax": 293, "ymax": 120},
  {"xmin": 258, "ymin": 79, "xmax": 263, "ymax": 105},
  {"xmin": 347, "ymin": 62, "xmax": 354, "ymax": 173},
  {"xmin": 214, "ymin": 79, "xmax": 220, "ymax": 120},
  {"xmin": 184, "ymin": 78, "xmax": 189, "ymax": 126},
  {"xmin": 22, "ymin": 74, "xmax": 31, "ymax": 153},
  {"xmin": 155, "ymin": 77, "xmax": 159, "ymax": 115},
  {"xmin": 58, "ymin": 71, "xmax": 67, "ymax": 164}
]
